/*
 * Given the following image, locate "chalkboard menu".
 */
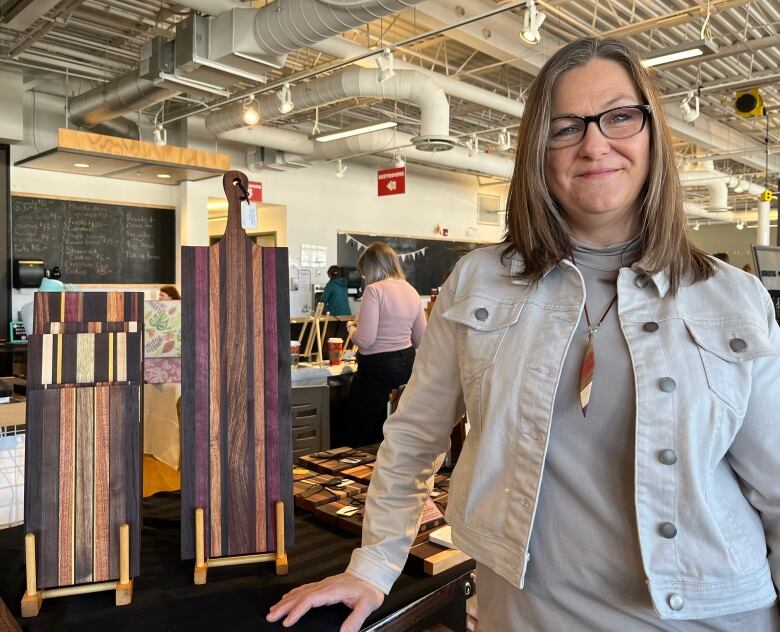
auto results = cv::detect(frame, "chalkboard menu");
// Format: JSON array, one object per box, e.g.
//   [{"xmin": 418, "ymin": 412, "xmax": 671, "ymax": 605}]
[
  {"xmin": 337, "ymin": 231, "xmax": 488, "ymax": 295},
  {"xmin": 12, "ymin": 195, "xmax": 175, "ymax": 284}
]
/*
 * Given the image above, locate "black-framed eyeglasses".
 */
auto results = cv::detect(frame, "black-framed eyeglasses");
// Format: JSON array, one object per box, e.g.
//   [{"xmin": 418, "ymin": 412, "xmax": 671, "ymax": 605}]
[{"xmin": 548, "ymin": 105, "xmax": 651, "ymax": 149}]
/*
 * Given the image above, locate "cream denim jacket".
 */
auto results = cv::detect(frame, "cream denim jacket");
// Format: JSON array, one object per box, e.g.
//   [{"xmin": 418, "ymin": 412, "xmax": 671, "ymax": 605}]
[{"xmin": 346, "ymin": 244, "xmax": 780, "ymax": 620}]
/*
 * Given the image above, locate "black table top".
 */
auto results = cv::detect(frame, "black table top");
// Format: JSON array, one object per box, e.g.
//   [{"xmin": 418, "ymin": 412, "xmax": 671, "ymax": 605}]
[{"xmin": 0, "ymin": 493, "xmax": 473, "ymax": 632}]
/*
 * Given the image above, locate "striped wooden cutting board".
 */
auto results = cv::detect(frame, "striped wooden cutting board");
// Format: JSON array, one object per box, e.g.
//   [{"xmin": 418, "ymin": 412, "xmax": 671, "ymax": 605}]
[
  {"xmin": 24, "ymin": 291, "xmax": 143, "ymax": 590},
  {"xmin": 180, "ymin": 171, "xmax": 293, "ymax": 560}
]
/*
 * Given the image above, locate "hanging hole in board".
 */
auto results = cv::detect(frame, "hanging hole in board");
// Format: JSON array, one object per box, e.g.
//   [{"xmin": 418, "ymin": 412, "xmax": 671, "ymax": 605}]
[{"xmin": 233, "ymin": 178, "xmax": 250, "ymax": 201}]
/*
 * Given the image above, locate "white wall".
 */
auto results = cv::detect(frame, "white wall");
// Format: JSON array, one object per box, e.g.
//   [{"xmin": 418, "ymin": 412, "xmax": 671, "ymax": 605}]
[{"xmin": 10, "ymin": 90, "xmax": 507, "ymax": 317}]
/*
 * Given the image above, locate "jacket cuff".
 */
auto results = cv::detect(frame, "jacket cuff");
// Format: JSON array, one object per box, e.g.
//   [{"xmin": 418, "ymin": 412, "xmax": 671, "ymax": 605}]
[{"xmin": 346, "ymin": 548, "xmax": 402, "ymax": 595}]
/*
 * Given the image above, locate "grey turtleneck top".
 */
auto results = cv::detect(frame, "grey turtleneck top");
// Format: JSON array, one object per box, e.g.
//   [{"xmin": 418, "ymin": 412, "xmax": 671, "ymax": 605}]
[{"xmin": 476, "ymin": 239, "xmax": 779, "ymax": 631}]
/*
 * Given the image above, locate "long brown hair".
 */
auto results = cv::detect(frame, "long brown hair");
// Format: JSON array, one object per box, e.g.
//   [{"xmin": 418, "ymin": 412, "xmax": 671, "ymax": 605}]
[{"xmin": 502, "ymin": 37, "xmax": 714, "ymax": 295}]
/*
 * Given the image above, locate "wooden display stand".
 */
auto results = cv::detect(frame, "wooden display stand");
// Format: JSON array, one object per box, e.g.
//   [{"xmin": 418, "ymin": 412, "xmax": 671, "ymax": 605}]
[
  {"xmin": 21, "ymin": 524, "xmax": 133, "ymax": 617},
  {"xmin": 300, "ymin": 302, "xmax": 332, "ymax": 365},
  {"xmin": 193, "ymin": 500, "xmax": 288, "ymax": 585}
]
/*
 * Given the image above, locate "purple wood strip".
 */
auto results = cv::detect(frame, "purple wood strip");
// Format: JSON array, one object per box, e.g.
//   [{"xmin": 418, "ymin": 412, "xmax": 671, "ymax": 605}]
[
  {"xmin": 210, "ymin": 243, "xmax": 223, "ymax": 558},
  {"xmin": 64, "ymin": 293, "xmax": 80, "ymax": 322},
  {"xmin": 263, "ymin": 248, "xmax": 279, "ymax": 549},
  {"xmin": 252, "ymin": 244, "xmax": 266, "ymax": 552},
  {"xmin": 58, "ymin": 387, "xmax": 75, "ymax": 587},
  {"xmin": 275, "ymin": 247, "xmax": 294, "ymax": 549}
]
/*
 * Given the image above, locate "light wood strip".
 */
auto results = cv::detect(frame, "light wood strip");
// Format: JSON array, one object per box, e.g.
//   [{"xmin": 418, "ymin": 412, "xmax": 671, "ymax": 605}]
[
  {"xmin": 116, "ymin": 333, "xmax": 127, "ymax": 382},
  {"xmin": 58, "ymin": 388, "xmax": 76, "ymax": 586},
  {"xmin": 76, "ymin": 333, "xmax": 95, "ymax": 384},
  {"xmin": 41, "ymin": 334, "xmax": 53, "ymax": 386},
  {"xmin": 56, "ymin": 331, "xmax": 63, "ymax": 386},
  {"xmin": 253, "ymin": 245, "xmax": 267, "ymax": 551},
  {"xmin": 108, "ymin": 334, "xmax": 114, "ymax": 383},
  {"xmin": 209, "ymin": 243, "xmax": 222, "ymax": 558},
  {"xmin": 74, "ymin": 387, "xmax": 94, "ymax": 584},
  {"xmin": 93, "ymin": 385, "xmax": 110, "ymax": 581}
]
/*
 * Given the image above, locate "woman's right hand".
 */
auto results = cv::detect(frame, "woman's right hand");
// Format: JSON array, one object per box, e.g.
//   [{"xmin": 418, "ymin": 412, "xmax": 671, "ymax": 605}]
[{"xmin": 266, "ymin": 572, "xmax": 385, "ymax": 632}]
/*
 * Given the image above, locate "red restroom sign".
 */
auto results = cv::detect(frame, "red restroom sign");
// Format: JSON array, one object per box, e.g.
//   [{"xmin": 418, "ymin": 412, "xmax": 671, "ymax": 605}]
[
  {"xmin": 247, "ymin": 180, "xmax": 263, "ymax": 202},
  {"xmin": 377, "ymin": 167, "xmax": 406, "ymax": 196}
]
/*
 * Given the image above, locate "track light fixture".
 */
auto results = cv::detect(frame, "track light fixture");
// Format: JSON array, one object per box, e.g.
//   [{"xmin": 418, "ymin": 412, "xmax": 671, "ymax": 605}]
[
  {"xmin": 736, "ymin": 221, "xmax": 745, "ymax": 230},
  {"xmin": 277, "ymin": 83, "xmax": 294, "ymax": 114},
  {"xmin": 680, "ymin": 90, "xmax": 700, "ymax": 123},
  {"xmin": 466, "ymin": 134, "xmax": 478, "ymax": 157},
  {"xmin": 495, "ymin": 128, "xmax": 511, "ymax": 151},
  {"xmin": 152, "ymin": 123, "xmax": 167, "ymax": 146},
  {"xmin": 242, "ymin": 95, "xmax": 260, "ymax": 125},
  {"xmin": 693, "ymin": 221, "xmax": 700, "ymax": 231},
  {"xmin": 520, "ymin": 0, "xmax": 546, "ymax": 45},
  {"xmin": 335, "ymin": 159, "xmax": 348, "ymax": 179},
  {"xmin": 393, "ymin": 152, "xmax": 405, "ymax": 168},
  {"xmin": 376, "ymin": 48, "xmax": 395, "ymax": 84}
]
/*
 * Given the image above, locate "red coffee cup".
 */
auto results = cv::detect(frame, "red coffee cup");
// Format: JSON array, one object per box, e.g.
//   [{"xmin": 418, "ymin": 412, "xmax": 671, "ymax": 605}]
[{"xmin": 327, "ymin": 337, "xmax": 343, "ymax": 366}]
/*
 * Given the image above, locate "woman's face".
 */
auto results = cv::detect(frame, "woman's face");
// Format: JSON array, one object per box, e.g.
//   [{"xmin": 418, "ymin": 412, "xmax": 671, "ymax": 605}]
[
  {"xmin": 545, "ymin": 58, "xmax": 650, "ymax": 240},
  {"xmin": 159, "ymin": 290, "xmax": 172, "ymax": 301}
]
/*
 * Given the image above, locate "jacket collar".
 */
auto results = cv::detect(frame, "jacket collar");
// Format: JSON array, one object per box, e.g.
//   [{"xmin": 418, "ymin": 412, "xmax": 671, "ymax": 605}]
[{"xmin": 508, "ymin": 251, "xmax": 671, "ymax": 298}]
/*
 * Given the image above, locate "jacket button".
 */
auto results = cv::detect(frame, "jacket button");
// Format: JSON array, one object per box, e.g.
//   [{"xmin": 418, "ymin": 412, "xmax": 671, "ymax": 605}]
[
  {"xmin": 474, "ymin": 307, "xmax": 489, "ymax": 321},
  {"xmin": 659, "ymin": 449, "xmax": 677, "ymax": 465},
  {"xmin": 729, "ymin": 337, "xmax": 747, "ymax": 352},
  {"xmin": 634, "ymin": 273, "xmax": 650, "ymax": 288},
  {"xmin": 658, "ymin": 377, "xmax": 676, "ymax": 392},
  {"xmin": 668, "ymin": 593, "xmax": 684, "ymax": 611},
  {"xmin": 643, "ymin": 321, "xmax": 659, "ymax": 332},
  {"xmin": 659, "ymin": 522, "xmax": 677, "ymax": 538}
]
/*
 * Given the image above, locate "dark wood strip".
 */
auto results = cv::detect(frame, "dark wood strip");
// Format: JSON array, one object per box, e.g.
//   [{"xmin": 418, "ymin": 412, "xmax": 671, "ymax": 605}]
[
  {"xmin": 82, "ymin": 292, "xmax": 103, "ymax": 324},
  {"xmin": 61, "ymin": 334, "xmax": 78, "ymax": 385},
  {"xmin": 263, "ymin": 248, "xmax": 279, "ymax": 549},
  {"xmin": 126, "ymin": 332, "xmax": 142, "ymax": 383},
  {"xmin": 64, "ymin": 293, "xmax": 79, "ymax": 323},
  {"xmin": 218, "ymin": 239, "xmax": 230, "ymax": 556},
  {"xmin": 193, "ymin": 249, "xmax": 211, "ymax": 556},
  {"xmin": 93, "ymin": 385, "xmax": 110, "ymax": 581},
  {"xmin": 74, "ymin": 386, "xmax": 94, "ymax": 584},
  {"xmin": 275, "ymin": 247, "xmax": 294, "ymax": 549},
  {"xmin": 121, "ymin": 384, "xmax": 141, "ymax": 578},
  {"xmin": 94, "ymin": 333, "xmax": 109, "ymax": 383},
  {"xmin": 209, "ymin": 243, "xmax": 222, "ymax": 558},
  {"xmin": 223, "ymin": 228, "xmax": 251, "ymax": 556},
  {"xmin": 252, "ymin": 244, "xmax": 267, "ymax": 552},
  {"xmin": 58, "ymin": 387, "xmax": 75, "ymax": 586},
  {"xmin": 108, "ymin": 385, "xmax": 125, "ymax": 579},
  {"xmin": 26, "ymin": 334, "xmax": 43, "ymax": 388}
]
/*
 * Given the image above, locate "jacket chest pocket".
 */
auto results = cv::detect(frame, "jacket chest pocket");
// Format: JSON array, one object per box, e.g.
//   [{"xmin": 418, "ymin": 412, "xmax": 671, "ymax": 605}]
[
  {"xmin": 442, "ymin": 295, "xmax": 524, "ymax": 381},
  {"xmin": 684, "ymin": 320, "xmax": 777, "ymax": 413}
]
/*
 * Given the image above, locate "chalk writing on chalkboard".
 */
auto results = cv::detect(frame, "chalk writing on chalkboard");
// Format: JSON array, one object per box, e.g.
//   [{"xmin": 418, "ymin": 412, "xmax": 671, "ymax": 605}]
[
  {"xmin": 12, "ymin": 196, "xmax": 175, "ymax": 284},
  {"xmin": 337, "ymin": 231, "xmax": 489, "ymax": 295}
]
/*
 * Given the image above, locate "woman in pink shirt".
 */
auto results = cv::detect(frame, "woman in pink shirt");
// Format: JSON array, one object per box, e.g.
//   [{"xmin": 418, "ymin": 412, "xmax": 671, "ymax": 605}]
[{"xmin": 342, "ymin": 242, "xmax": 427, "ymax": 446}]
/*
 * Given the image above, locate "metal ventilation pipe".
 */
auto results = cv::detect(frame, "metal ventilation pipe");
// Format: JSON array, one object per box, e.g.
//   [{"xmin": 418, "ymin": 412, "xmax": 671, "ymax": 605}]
[
  {"xmin": 206, "ymin": 67, "xmax": 454, "ymax": 151},
  {"xmin": 69, "ymin": 0, "xmax": 424, "ymax": 133}
]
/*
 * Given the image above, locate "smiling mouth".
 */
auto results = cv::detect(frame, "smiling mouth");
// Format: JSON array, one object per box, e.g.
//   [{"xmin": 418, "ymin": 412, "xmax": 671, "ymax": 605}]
[{"xmin": 577, "ymin": 169, "xmax": 620, "ymax": 178}]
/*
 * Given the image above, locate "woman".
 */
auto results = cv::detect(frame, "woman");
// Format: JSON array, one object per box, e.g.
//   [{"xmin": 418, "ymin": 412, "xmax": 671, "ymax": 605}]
[
  {"xmin": 321, "ymin": 265, "xmax": 351, "ymax": 316},
  {"xmin": 269, "ymin": 38, "xmax": 780, "ymax": 631},
  {"xmin": 158, "ymin": 285, "xmax": 180, "ymax": 300},
  {"xmin": 340, "ymin": 242, "xmax": 426, "ymax": 447}
]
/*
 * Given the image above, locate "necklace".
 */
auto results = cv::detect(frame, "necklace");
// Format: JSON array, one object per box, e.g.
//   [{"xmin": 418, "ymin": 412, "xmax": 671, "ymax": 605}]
[{"xmin": 571, "ymin": 251, "xmax": 618, "ymax": 418}]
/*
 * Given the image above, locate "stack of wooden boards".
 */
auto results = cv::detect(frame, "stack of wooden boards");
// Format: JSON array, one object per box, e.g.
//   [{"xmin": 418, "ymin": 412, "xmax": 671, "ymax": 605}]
[
  {"xmin": 295, "ymin": 447, "xmax": 469, "ymax": 574},
  {"xmin": 24, "ymin": 292, "xmax": 143, "ymax": 593}
]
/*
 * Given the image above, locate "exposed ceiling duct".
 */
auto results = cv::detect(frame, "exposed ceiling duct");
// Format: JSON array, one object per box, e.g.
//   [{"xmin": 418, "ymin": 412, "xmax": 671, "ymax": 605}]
[
  {"xmin": 310, "ymin": 37, "xmax": 525, "ymax": 118},
  {"xmin": 67, "ymin": 0, "xmax": 426, "ymax": 136},
  {"xmin": 680, "ymin": 161, "xmax": 766, "ymax": 212},
  {"xmin": 206, "ymin": 67, "xmax": 454, "ymax": 151}
]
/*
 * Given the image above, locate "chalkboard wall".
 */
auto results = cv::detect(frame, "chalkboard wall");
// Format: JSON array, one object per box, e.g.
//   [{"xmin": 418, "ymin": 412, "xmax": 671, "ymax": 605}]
[
  {"xmin": 12, "ymin": 195, "xmax": 175, "ymax": 284},
  {"xmin": 337, "ymin": 231, "xmax": 490, "ymax": 295}
]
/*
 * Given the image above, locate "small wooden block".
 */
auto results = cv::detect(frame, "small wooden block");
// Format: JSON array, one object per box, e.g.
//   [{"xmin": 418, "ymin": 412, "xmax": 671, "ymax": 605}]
[
  {"xmin": 409, "ymin": 542, "xmax": 470, "ymax": 575},
  {"xmin": 20, "ymin": 591, "xmax": 42, "ymax": 618},
  {"xmin": 0, "ymin": 597, "xmax": 22, "ymax": 631},
  {"xmin": 115, "ymin": 580, "xmax": 133, "ymax": 607},
  {"xmin": 194, "ymin": 565, "xmax": 208, "ymax": 585},
  {"xmin": 275, "ymin": 554, "xmax": 288, "ymax": 576}
]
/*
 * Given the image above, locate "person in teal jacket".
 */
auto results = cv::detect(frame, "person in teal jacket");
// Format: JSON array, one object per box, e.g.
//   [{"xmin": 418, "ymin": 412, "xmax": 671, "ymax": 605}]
[{"xmin": 321, "ymin": 265, "xmax": 351, "ymax": 316}]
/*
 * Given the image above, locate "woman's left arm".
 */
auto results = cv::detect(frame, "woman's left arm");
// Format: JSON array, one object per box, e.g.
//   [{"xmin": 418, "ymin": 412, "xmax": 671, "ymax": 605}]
[
  {"xmin": 727, "ymin": 293, "xmax": 780, "ymax": 591},
  {"xmin": 410, "ymin": 298, "xmax": 427, "ymax": 348}
]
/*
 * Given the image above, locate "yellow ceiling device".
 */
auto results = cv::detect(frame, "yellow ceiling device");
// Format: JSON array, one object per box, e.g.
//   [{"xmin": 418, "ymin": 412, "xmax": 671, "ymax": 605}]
[{"xmin": 734, "ymin": 88, "xmax": 764, "ymax": 118}]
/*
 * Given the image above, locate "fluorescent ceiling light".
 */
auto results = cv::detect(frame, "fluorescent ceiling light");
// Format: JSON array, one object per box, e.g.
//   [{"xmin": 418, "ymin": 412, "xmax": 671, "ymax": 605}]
[
  {"xmin": 312, "ymin": 120, "xmax": 397, "ymax": 143},
  {"xmin": 641, "ymin": 39, "xmax": 718, "ymax": 68},
  {"xmin": 156, "ymin": 173, "xmax": 172, "ymax": 179},
  {"xmin": 73, "ymin": 162, "xmax": 91, "ymax": 168}
]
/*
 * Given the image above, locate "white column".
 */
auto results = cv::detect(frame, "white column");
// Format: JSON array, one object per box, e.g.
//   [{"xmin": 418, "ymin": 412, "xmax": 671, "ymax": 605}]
[{"xmin": 757, "ymin": 196, "xmax": 771, "ymax": 246}]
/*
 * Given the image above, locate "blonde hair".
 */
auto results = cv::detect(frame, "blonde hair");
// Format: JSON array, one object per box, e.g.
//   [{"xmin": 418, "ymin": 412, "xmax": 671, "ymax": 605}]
[
  {"xmin": 357, "ymin": 242, "xmax": 405, "ymax": 285},
  {"xmin": 502, "ymin": 37, "xmax": 714, "ymax": 295}
]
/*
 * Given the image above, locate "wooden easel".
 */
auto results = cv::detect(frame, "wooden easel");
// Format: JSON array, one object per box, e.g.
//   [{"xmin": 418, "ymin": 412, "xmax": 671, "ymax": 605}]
[
  {"xmin": 339, "ymin": 328, "xmax": 356, "ymax": 361},
  {"xmin": 21, "ymin": 524, "xmax": 133, "ymax": 617},
  {"xmin": 301, "ymin": 302, "xmax": 332, "ymax": 365},
  {"xmin": 193, "ymin": 501, "xmax": 288, "ymax": 584}
]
